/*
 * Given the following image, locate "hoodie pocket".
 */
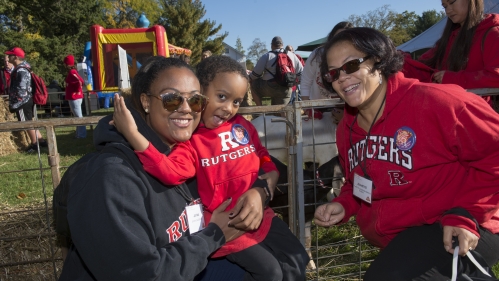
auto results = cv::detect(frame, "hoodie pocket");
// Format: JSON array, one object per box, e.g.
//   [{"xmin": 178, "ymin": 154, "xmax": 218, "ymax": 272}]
[
  {"xmin": 356, "ymin": 198, "xmax": 426, "ymax": 248},
  {"xmin": 375, "ymin": 198, "xmax": 426, "ymax": 237},
  {"xmin": 207, "ymin": 171, "xmax": 258, "ymax": 212}
]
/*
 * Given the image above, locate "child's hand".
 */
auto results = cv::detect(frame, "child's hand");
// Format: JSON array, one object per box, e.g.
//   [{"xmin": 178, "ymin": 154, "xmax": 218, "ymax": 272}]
[
  {"xmin": 258, "ymin": 170, "xmax": 279, "ymax": 200},
  {"xmin": 110, "ymin": 93, "xmax": 138, "ymax": 136},
  {"xmin": 110, "ymin": 94, "xmax": 149, "ymax": 152}
]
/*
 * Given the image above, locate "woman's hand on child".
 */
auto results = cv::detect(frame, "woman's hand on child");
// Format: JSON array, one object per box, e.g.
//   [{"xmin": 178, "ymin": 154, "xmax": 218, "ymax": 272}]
[
  {"xmin": 211, "ymin": 198, "xmax": 243, "ymax": 242},
  {"xmin": 258, "ymin": 171, "xmax": 279, "ymax": 200},
  {"xmin": 227, "ymin": 189, "xmax": 265, "ymax": 231}
]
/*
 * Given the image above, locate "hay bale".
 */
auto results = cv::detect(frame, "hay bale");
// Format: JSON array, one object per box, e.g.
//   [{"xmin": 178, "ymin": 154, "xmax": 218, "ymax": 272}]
[{"xmin": 0, "ymin": 98, "xmax": 30, "ymax": 156}]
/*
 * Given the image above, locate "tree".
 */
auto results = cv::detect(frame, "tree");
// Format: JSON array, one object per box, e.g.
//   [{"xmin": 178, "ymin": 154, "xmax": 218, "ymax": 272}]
[
  {"xmin": 413, "ymin": 10, "xmax": 446, "ymax": 37},
  {"xmin": 158, "ymin": 0, "xmax": 228, "ymax": 64},
  {"xmin": 386, "ymin": 11, "xmax": 418, "ymax": 46},
  {"xmin": 247, "ymin": 38, "xmax": 267, "ymax": 64},
  {"xmin": 102, "ymin": 0, "xmax": 162, "ymax": 29},
  {"xmin": 245, "ymin": 59, "xmax": 254, "ymax": 71},
  {"xmin": 235, "ymin": 37, "xmax": 245, "ymax": 55},
  {"xmin": 346, "ymin": 5, "xmax": 397, "ymax": 33},
  {"xmin": 0, "ymin": 0, "xmax": 105, "ymax": 83}
]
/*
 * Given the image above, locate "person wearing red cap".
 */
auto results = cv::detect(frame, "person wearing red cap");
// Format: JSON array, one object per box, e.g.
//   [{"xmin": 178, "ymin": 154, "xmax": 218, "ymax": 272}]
[
  {"xmin": 6, "ymin": 47, "xmax": 48, "ymax": 153},
  {"xmin": 64, "ymin": 54, "xmax": 86, "ymax": 138}
]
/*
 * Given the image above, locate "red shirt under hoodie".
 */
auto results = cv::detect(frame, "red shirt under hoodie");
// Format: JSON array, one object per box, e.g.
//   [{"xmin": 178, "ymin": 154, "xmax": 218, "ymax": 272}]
[
  {"xmin": 137, "ymin": 114, "xmax": 278, "ymax": 257},
  {"xmin": 334, "ymin": 72, "xmax": 499, "ymax": 249},
  {"xmin": 403, "ymin": 14, "xmax": 499, "ymax": 103},
  {"xmin": 65, "ymin": 68, "xmax": 84, "ymax": 100}
]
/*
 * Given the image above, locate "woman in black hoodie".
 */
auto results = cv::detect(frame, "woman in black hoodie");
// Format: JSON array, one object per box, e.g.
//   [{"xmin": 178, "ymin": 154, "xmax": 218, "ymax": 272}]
[{"xmin": 58, "ymin": 57, "xmax": 268, "ymax": 281}]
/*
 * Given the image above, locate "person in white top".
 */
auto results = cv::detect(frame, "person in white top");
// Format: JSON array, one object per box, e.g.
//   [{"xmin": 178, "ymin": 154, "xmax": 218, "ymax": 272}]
[{"xmin": 301, "ymin": 22, "xmax": 353, "ymax": 123}]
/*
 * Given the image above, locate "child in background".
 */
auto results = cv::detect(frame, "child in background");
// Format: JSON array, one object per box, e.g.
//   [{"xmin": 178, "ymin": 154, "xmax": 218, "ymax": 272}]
[{"xmin": 112, "ymin": 56, "xmax": 309, "ymax": 281}]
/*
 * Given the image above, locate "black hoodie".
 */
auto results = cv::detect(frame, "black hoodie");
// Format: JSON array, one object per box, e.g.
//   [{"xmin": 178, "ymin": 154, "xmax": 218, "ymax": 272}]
[{"xmin": 59, "ymin": 105, "xmax": 225, "ymax": 281}]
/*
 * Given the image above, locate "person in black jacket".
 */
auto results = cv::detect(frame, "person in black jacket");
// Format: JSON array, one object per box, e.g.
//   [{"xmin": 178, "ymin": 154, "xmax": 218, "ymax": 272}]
[{"xmin": 58, "ymin": 57, "xmax": 269, "ymax": 281}]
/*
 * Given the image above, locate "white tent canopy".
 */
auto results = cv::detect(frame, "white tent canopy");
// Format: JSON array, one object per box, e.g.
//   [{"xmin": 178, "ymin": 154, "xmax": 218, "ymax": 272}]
[{"xmin": 397, "ymin": 0, "xmax": 499, "ymax": 53}]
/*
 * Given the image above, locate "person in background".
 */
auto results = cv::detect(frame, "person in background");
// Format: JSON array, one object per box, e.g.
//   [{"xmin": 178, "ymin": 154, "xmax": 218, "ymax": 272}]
[
  {"xmin": 314, "ymin": 27, "xmax": 499, "ymax": 280},
  {"xmin": 201, "ymin": 50, "xmax": 212, "ymax": 60},
  {"xmin": 403, "ymin": 0, "xmax": 499, "ymax": 106},
  {"xmin": 249, "ymin": 36, "xmax": 304, "ymax": 106},
  {"xmin": 63, "ymin": 55, "xmax": 86, "ymax": 139},
  {"xmin": 284, "ymin": 45, "xmax": 305, "ymax": 104},
  {"xmin": 6, "ymin": 47, "xmax": 48, "ymax": 153},
  {"xmin": 300, "ymin": 21, "xmax": 353, "ymax": 123},
  {"xmin": 179, "ymin": 54, "xmax": 191, "ymax": 65},
  {"xmin": 0, "ymin": 54, "xmax": 13, "ymax": 95},
  {"xmin": 58, "ymin": 56, "xmax": 271, "ymax": 281}
]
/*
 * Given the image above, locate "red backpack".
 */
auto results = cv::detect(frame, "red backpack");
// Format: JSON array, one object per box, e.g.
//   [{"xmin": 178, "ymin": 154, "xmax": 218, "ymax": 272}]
[
  {"xmin": 15, "ymin": 66, "xmax": 48, "ymax": 105},
  {"xmin": 267, "ymin": 50, "xmax": 297, "ymax": 87}
]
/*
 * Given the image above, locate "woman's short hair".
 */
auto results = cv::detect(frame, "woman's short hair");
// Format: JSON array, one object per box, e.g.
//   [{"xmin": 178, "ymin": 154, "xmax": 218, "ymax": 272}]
[
  {"xmin": 320, "ymin": 27, "xmax": 404, "ymax": 93},
  {"xmin": 130, "ymin": 56, "xmax": 194, "ymax": 118},
  {"xmin": 196, "ymin": 55, "xmax": 248, "ymax": 90}
]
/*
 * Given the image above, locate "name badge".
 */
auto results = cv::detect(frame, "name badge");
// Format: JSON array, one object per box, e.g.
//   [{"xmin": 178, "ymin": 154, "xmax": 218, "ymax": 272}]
[
  {"xmin": 185, "ymin": 203, "xmax": 205, "ymax": 234},
  {"xmin": 353, "ymin": 173, "xmax": 373, "ymax": 204}
]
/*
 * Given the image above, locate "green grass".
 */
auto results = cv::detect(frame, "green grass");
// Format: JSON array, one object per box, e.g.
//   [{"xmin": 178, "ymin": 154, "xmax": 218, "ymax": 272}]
[{"xmin": 0, "ymin": 126, "xmax": 95, "ymax": 207}]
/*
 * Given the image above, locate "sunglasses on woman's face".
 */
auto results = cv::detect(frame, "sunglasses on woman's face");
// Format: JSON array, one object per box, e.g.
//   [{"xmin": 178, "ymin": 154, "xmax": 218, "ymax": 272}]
[
  {"xmin": 324, "ymin": 56, "xmax": 370, "ymax": 83},
  {"xmin": 148, "ymin": 92, "xmax": 208, "ymax": 113}
]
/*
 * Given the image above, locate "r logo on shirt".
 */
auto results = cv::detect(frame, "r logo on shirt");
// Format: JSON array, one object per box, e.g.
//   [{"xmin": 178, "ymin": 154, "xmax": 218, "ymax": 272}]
[{"xmin": 388, "ymin": 170, "xmax": 410, "ymax": 186}]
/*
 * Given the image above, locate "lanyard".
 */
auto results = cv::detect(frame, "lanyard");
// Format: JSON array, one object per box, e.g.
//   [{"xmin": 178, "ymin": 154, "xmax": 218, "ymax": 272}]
[
  {"xmin": 349, "ymin": 93, "xmax": 386, "ymax": 181},
  {"xmin": 174, "ymin": 185, "xmax": 196, "ymax": 205}
]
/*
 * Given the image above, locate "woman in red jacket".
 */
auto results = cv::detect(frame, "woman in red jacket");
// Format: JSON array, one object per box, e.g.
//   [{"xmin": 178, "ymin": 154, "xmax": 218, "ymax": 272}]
[
  {"xmin": 64, "ymin": 55, "xmax": 86, "ymax": 138},
  {"xmin": 315, "ymin": 27, "xmax": 499, "ymax": 280},
  {"xmin": 403, "ymin": 0, "xmax": 499, "ymax": 105}
]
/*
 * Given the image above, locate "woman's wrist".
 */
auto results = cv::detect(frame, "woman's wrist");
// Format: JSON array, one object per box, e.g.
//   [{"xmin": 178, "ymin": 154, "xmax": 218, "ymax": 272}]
[{"xmin": 255, "ymin": 187, "xmax": 269, "ymax": 207}]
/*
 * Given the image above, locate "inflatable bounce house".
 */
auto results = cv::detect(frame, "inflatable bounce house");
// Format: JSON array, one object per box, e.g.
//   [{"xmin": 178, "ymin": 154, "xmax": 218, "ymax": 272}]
[
  {"xmin": 90, "ymin": 24, "xmax": 169, "ymax": 93},
  {"xmin": 84, "ymin": 14, "xmax": 191, "ymax": 108}
]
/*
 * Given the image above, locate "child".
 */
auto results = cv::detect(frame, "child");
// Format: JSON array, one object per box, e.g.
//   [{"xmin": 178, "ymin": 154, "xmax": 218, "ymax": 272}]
[{"xmin": 112, "ymin": 56, "xmax": 309, "ymax": 280}]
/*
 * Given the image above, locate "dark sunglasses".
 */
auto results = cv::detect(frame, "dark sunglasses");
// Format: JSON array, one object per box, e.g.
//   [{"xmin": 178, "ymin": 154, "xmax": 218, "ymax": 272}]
[
  {"xmin": 324, "ymin": 56, "xmax": 370, "ymax": 83},
  {"xmin": 148, "ymin": 92, "xmax": 208, "ymax": 113}
]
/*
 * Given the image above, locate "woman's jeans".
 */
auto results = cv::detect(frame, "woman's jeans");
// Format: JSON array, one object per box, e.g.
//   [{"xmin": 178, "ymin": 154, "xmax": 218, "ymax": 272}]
[{"xmin": 68, "ymin": 99, "xmax": 87, "ymax": 138}]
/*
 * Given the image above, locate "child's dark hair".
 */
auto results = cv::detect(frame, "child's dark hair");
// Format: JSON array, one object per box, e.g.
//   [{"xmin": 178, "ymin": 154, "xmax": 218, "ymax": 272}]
[{"xmin": 196, "ymin": 55, "xmax": 248, "ymax": 90}]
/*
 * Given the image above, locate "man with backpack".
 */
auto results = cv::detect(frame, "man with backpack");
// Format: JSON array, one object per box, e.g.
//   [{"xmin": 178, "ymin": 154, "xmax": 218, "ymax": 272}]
[
  {"xmin": 249, "ymin": 36, "xmax": 303, "ymax": 106},
  {"xmin": 6, "ymin": 47, "xmax": 47, "ymax": 153}
]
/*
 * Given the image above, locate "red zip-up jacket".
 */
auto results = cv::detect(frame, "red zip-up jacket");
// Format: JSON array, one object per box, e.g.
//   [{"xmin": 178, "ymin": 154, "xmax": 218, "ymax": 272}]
[
  {"xmin": 65, "ymin": 68, "xmax": 84, "ymax": 100},
  {"xmin": 137, "ymin": 114, "xmax": 278, "ymax": 257},
  {"xmin": 402, "ymin": 14, "xmax": 499, "ymax": 104},
  {"xmin": 333, "ymin": 72, "xmax": 499, "ymax": 249}
]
